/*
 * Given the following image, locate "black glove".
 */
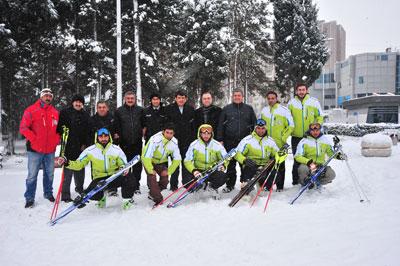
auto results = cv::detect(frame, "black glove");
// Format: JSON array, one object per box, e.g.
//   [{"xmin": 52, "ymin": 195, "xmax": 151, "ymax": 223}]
[
  {"xmin": 306, "ymin": 159, "xmax": 313, "ymax": 167},
  {"xmin": 336, "ymin": 152, "xmax": 347, "ymax": 160},
  {"xmin": 244, "ymin": 159, "xmax": 257, "ymax": 168},
  {"xmin": 73, "ymin": 193, "xmax": 87, "ymax": 209}
]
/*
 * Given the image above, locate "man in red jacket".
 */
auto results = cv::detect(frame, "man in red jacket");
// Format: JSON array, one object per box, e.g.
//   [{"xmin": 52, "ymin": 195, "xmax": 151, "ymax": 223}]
[{"xmin": 20, "ymin": 88, "xmax": 60, "ymax": 208}]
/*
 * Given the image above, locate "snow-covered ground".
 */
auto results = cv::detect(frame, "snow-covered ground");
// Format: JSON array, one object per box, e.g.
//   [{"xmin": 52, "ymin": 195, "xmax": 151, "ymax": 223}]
[{"xmin": 1, "ymin": 136, "xmax": 399, "ymax": 266}]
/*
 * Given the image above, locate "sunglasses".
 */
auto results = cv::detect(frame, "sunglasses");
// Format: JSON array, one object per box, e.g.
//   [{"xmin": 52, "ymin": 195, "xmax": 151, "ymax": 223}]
[
  {"xmin": 310, "ymin": 126, "xmax": 321, "ymax": 131},
  {"xmin": 200, "ymin": 131, "xmax": 212, "ymax": 135}
]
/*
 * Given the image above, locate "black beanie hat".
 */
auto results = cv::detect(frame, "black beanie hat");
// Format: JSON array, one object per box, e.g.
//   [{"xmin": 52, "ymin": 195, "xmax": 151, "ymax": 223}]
[
  {"xmin": 71, "ymin": 94, "xmax": 85, "ymax": 105},
  {"xmin": 149, "ymin": 93, "xmax": 161, "ymax": 100}
]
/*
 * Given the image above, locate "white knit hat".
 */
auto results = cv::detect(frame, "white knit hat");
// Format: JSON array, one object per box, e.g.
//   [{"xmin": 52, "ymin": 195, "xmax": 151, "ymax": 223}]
[{"xmin": 40, "ymin": 88, "xmax": 53, "ymax": 97}]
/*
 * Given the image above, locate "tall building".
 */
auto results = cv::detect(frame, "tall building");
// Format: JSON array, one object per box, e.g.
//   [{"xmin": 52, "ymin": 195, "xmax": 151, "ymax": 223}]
[
  {"xmin": 310, "ymin": 20, "xmax": 346, "ymax": 110},
  {"xmin": 336, "ymin": 49, "xmax": 400, "ymax": 105}
]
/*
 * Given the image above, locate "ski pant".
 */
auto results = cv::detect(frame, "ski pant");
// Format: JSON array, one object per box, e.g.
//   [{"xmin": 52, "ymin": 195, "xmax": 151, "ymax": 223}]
[
  {"xmin": 24, "ymin": 151, "xmax": 55, "ymax": 202},
  {"xmin": 189, "ymin": 171, "xmax": 227, "ymax": 189},
  {"xmin": 241, "ymin": 164, "xmax": 274, "ymax": 190},
  {"xmin": 61, "ymin": 168, "xmax": 85, "ymax": 200},
  {"xmin": 275, "ymin": 161, "xmax": 286, "ymax": 190},
  {"xmin": 298, "ymin": 165, "xmax": 335, "ymax": 185},
  {"xmin": 84, "ymin": 174, "xmax": 135, "ymax": 201},
  {"xmin": 224, "ymin": 139, "xmax": 240, "ymax": 189},
  {"xmin": 291, "ymin": 136, "xmax": 303, "ymax": 185},
  {"xmin": 121, "ymin": 141, "xmax": 142, "ymax": 190},
  {"xmin": 170, "ymin": 145, "xmax": 191, "ymax": 190},
  {"xmin": 147, "ymin": 163, "xmax": 169, "ymax": 204}
]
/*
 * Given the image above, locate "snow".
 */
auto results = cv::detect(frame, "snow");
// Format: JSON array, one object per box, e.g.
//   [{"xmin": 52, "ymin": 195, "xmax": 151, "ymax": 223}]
[
  {"xmin": 361, "ymin": 133, "xmax": 392, "ymax": 149},
  {"xmin": 1, "ymin": 137, "xmax": 400, "ymax": 266}
]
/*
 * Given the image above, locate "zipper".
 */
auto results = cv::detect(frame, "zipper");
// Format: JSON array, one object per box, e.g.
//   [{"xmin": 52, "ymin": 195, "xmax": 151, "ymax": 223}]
[
  {"xmin": 205, "ymin": 143, "xmax": 208, "ymax": 168},
  {"xmin": 269, "ymin": 106, "xmax": 273, "ymax": 137},
  {"xmin": 301, "ymin": 99, "xmax": 305, "ymax": 135},
  {"xmin": 238, "ymin": 104, "xmax": 241, "ymax": 139},
  {"xmin": 260, "ymin": 138, "xmax": 265, "ymax": 159},
  {"xmin": 315, "ymin": 139, "xmax": 319, "ymax": 162}
]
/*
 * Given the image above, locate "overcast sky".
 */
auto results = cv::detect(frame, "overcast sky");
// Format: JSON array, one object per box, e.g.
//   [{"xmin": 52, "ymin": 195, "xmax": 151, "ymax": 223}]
[{"xmin": 314, "ymin": 0, "xmax": 400, "ymax": 57}]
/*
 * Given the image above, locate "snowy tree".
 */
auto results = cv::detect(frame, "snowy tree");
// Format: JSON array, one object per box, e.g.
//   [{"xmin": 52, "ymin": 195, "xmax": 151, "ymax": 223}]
[{"xmin": 273, "ymin": 0, "xmax": 328, "ymax": 96}]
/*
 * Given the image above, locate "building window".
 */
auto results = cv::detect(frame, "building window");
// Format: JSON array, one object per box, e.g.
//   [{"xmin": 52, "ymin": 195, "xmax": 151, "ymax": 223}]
[
  {"xmin": 358, "ymin": 76, "xmax": 364, "ymax": 84},
  {"xmin": 324, "ymin": 94, "xmax": 335, "ymax": 99},
  {"xmin": 357, "ymin": 93, "xmax": 366, "ymax": 98},
  {"xmin": 316, "ymin": 72, "xmax": 335, "ymax": 83},
  {"xmin": 381, "ymin": 54, "xmax": 388, "ymax": 61},
  {"xmin": 367, "ymin": 106, "xmax": 398, "ymax": 123},
  {"xmin": 396, "ymin": 55, "xmax": 400, "ymax": 95}
]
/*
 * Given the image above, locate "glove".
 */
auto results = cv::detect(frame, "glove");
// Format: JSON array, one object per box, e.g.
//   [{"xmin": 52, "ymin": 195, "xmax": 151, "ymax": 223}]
[
  {"xmin": 244, "ymin": 159, "xmax": 257, "ymax": 168},
  {"xmin": 57, "ymin": 156, "xmax": 69, "ymax": 166},
  {"xmin": 336, "ymin": 152, "xmax": 347, "ymax": 160}
]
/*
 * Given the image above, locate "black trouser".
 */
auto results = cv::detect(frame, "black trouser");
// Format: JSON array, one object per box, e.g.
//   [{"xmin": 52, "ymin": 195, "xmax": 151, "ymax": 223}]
[
  {"xmin": 84, "ymin": 174, "xmax": 134, "ymax": 201},
  {"xmin": 170, "ymin": 145, "xmax": 191, "ymax": 189},
  {"xmin": 275, "ymin": 161, "xmax": 286, "ymax": 190},
  {"xmin": 291, "ymin": 136, "xmax": 303, "ymax": 185},
  {"xmin": 121, "ymin": 141, "xmax": 143, "ymax": 190},
  {"xmin": 224, "ymin": 139, "xmax": 240, "ymax": 189},
  {"xmin": 241, "ymin": 164, "xmax": 274, "ymax": 190},
  {"xmin": 62, "ymin": 168, "xmax": 85, "ymax": 200},
  {"xmin": 188, "ymin": 171, "xmax": 227, "ymax": 189}
]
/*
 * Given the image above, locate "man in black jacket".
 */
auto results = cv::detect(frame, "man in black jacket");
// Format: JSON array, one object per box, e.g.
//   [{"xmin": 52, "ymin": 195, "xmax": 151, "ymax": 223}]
[
  {"xmin": 57, "ymin": 94, "xmax": 91, "ymax": 202},
  {"xmin": 165, "ymin": 90, "xmax": 195, "ymax": 190},
  {"xmin": 193, "ymin": 91, "xmax": 222, "ymax": 133},
  {"xmin": 90, "ymin": 100, "xmax": 114, "ymax": 142},
  {"xmin": 143, "ymin": 93, "xmax": 167, "ymax": 143},
  {"xmin": 217, "ymin": 89, "xmax": 256, "ymax": 193},
  {"xmin": 113, "ymin": 91, "xmax": 145, "ymax": 195}
]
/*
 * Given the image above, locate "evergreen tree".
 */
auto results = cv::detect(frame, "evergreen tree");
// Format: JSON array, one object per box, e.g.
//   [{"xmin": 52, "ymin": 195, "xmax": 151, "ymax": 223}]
[{"xmin": 273, "ymin": 0, "xmax": 328, "ymax": 96}]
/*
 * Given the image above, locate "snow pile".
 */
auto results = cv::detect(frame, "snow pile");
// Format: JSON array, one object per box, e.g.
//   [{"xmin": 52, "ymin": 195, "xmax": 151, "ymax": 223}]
[{"xmin": 361, "ymin": 133, "xmax": 392, "ymax": 157}]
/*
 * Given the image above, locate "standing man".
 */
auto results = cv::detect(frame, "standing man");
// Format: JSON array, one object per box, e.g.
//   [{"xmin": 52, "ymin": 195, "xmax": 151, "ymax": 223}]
[
  {"xmin": 288, "ymin": 83, "xmax": 323, "ymax": 185},
  {"xmin": 113, "ymin": 91, "xmax": 145, "ymax": 194},
  {"xmin": 143, "ymin": 93, "xmax": 167, "ymax": 143},
  {"xmin": 217, "ymin": 89, "xmax": 256, "ymax": 193},
  {"xmin": 193, "ymin": 90, "xmax": 222, "ymax": 133},
  {"xmin": 165, "ymin": 90, "xmax": 195, "ymax": 191},
  {"xmin": 57, "ymin": 94, "xmax": 91, "ymax": 202},
  {"xmin": 20, "ymin": 88, "xmax": 60, "ymax": 208},
  {"xmin": 260, "ymin": 91, "xmax": 294, "ymax": 191},
  {"xmin": 90, "ymin": 100, "xmax": 114, "ymax": 141}
]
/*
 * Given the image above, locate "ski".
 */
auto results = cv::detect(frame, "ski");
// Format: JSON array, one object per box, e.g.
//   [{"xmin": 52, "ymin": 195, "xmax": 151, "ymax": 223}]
[
  {"xmin": 228, "ymin": 159, "xmax": 275, "ymax": 207},
  {"xmin": 49, "ymin": 155, "xmax": 140, "ymax": 226},
  {"xmin": 167, "ymin": 148, "xmax": 237, "ymax": 208},
  {"xmin": 289, "ymin": 144, "xmax": 342, "ymax": 205}
]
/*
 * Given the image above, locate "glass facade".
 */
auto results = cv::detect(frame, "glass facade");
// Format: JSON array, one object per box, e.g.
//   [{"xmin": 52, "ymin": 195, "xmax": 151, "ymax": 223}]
[
  {"xmin": 316, "ymin": 72, "xmax": 335, "ymax": 83},
  {"xmin": 396, "ymin": 55, "xmax": 400, "ymax": 95},
  {"xmin": 367, "ymin": 106, "xmax": 398, "ymax": 123}
]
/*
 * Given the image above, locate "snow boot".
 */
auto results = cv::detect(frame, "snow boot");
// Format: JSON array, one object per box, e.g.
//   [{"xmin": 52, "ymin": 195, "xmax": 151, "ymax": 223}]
[
  {"xmin": 25, "ymin": 201, "xmax": 34, "ymax": 208},
  {"xmin": 96, "ymin": 196, "xmax": 106, "ymax": 208},
  {"xmin": 122, "ymin": 198, "xmax": 135, "ymax": 210}
]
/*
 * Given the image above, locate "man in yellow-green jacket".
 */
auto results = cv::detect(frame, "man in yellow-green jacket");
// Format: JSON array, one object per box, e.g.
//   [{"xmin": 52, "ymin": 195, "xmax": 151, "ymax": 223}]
[
  {"xmin": 260, "ymin": 91, "xmax": 294, "ymax": 190},
  {"xmin": 63, "ymin": 128, "xmax": 134, "ymax": 209},
  {"xmin": 294, "ymin": 122, "xmax": 345, "ymax": 187},
  {"xmin": 184, "ymin": 124, "xmax": 227, "ymax": 199},
  {"xmin": 288, "ymin": 83, "xmax": 324, "ymax": 185},
  {"xmin": 235, "ymin": 119, "xmax": 279, "ymax": 191},
  {"xmin": 142, "ymin": 123, "xmax": 181, "ymax": 205}
]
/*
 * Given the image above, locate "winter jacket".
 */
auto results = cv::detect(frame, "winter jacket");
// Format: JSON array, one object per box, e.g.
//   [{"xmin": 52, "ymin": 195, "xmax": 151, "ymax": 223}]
[
  {"xmin": 193, "ymin": 105, "xmax": 222, "ymax": 134},
  {"xmin": 260, "ymin": 103, "xmax": 294, "ymax": 148},
  {"xmin": 67, "ymin": 133, "xmax": 127, "ymax": 180},
  {"xmin": 143, "ymin": 105, "xmax": 168, "ymax": 142},
  {"xmin": 90, "ymin": 112, "xmax": 114, "ymax": 144},
  {"xmin": 142, "ymin": 131, "xmax": 181, "ymax": 175},
  {"xmin": 57, "ymin": 106, "xmax": 91, "ymax": 160},
  {"xmin": 113, "ymin": 104, "xmax": 144, "ymax": 145},
  {"xmin": 294, "ymin": 134, "xmax": 336, "ymax": 166},
  {"xmin": 288, "ymin": 95, "xmax": 324, "ymax": 138},
  {"xmin": 19, "ymin": 99, "xmax": 60, "ymax": 153},
  {"xmin": 216, "ymin": 102, "xmax": 256, "ymax": 142},
  {"xmin": 165, "ymin": 102, "xmax": 195, "ymax": 149},
  {"xmin": 235, "ymin": 129, "xmax": 279, "ymax": 166},
  {"xmin": 184, "ymin": 124, "xmax": 227, "ymax": 173}
]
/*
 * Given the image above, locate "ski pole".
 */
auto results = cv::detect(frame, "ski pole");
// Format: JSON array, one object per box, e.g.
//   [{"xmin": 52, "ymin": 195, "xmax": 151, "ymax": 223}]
[
  {"xmin": 344, "ymin": 157, "xmax": 370, "ymax": 203},
  {"xmin": 50, "ymin": 126, "xmax": 69, "ymax": 221},
  {"xmin": 152, "ymin": 179, "xmax": 196, "ymax": 210},
  {"xmin": 250, "ymin": 170, "xmax": 274, "ymax": 207}
]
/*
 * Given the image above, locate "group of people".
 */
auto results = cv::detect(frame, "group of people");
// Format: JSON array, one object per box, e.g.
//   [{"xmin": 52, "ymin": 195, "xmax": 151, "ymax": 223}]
[{"xmin": 20, "ymin": 84, "xmax": 345, "ymax": 209}]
